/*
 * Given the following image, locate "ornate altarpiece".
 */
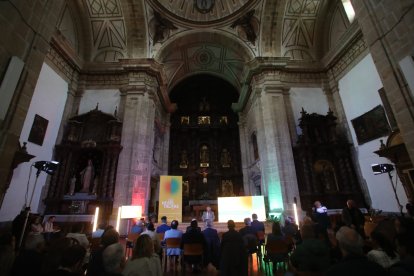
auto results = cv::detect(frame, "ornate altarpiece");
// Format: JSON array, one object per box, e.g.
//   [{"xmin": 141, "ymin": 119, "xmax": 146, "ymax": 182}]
[
  {"xmin": 44, "ymin": 108, "xmax": 122, "ymax": 222},
  {"xmin": 168, "ymin": 76, "xmax": 243, "ymax": 209},
  {"xmin": 293, "ymin": 109, "xmax": 366, "ymax": 211}
]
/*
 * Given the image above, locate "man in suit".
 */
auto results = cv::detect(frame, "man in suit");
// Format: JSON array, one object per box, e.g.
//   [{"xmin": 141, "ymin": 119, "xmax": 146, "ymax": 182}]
[
  {"xmin": 220, "ymin": 220, "xmax": 248, "ymax": 276},
  {"xmin": 202, "ymin": 219, "xmax": 220, "ymax": 268},
  {"xmin": 202, "ymin": 206, "xmax": 215, "ymax": 224},
  {"xmin": 156, "ymin": 216, "xmax": 171, "ymax": 233},
  {"xmin": 181, "ymin": 220, "xmax": 206, "ymax": 272}
]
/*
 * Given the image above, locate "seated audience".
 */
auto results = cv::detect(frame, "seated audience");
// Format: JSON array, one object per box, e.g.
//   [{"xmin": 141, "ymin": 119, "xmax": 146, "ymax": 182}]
[
  {"xmin": 66, "ymin": 223, "xmax": 89, "ymax": 250},
  {"xmin": 181, "ymin": 220, "xmax": 206, "ymax": 272},
  {"xmin": 367, "ymin": 230, "xmax": 399, "ymax": 268},
  {"xmin": 282, "ymin": 217, "xmax": 299, "ymax": 238},
  {"xmin": 141, "ymin": 222, "xmax": 161, "ymax": 256},
  {"xmin": 186, "ymin": 218, "xmax": 201, "ymax": 233},
  {"xmin": 47, "ymin": 244, "xmax": 86, "ymax": 276},
  {"xmin": 155, "ymin": 216, "xmax": 171, "ymax": 233},
  {"xmin": 220, "ymin": 220, "xmax": 248, "ymax": 276},
  {"xmin": 122, "ymin": 234, "xmax": 162, "ymax": 276},
  {"xmin": 239, "ymin": 217, "xmax": 258, "ymax": 255},
  {"xmin": 202, "ymin": 220, "xmax": 220, "ymax": 268},
  {"xmin": 12, "ymin": 233, "xmax": 45, "ymax": 275},
  {"xmin": 88, "ymin": 228, "xmax": 120, "ymax": 276},
  {"xmin": 30, "ymin": 216, "xmax": 44, "ymax": 234},
  {"xmin": 251, "ymin": 213, "xmax": 265, "ymax": 233},
  {"xmin": 130, "ymin": 220, "xmax": 144, "ymax": 234},
  {"xmin": 389, "ymin": 232, "xmax": 414, "ymax": 276},
  {"xmin": 102, "ymin": 243, "xmax": 125, "ymax": 276},
  {"xmin": 41, "ymin": 237, "xmax": 79, "ymax": 275},
  {"xmin": 290, "ymin": 224, "xmax": 330, "ymax": 273},
  {"xmin": 163, "ymin": 220, "xmax": 183, "ymax": 256},
  {"xmin": 326, "ymin": 226, "xmax": 387, "ymax": 276}
]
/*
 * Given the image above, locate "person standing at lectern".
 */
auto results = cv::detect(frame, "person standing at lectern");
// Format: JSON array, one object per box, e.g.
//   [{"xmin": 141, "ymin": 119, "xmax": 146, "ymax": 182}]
[{"xmin": 202, "ymin": 206, "xmax": 215, "ymax": 224}]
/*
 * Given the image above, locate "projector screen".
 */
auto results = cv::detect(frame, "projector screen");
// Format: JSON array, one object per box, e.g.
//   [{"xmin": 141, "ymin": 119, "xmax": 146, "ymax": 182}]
[{"xmin": 218, "ymin": 196, "xmax": 266, "ymax": 222}]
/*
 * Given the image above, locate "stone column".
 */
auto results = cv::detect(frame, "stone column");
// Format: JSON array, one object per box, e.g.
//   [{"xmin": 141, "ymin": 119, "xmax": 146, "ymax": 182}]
[
  {"xmin": 251, "ymin": 74, "xmax": 301, "ymax": 215},
  {"xmin": 238, "ymin": 113, "xmax": 253, "ymax": 195},
  {"xmin": 114, "ymin": 83, "xmax": 157, "ymax": 218}
]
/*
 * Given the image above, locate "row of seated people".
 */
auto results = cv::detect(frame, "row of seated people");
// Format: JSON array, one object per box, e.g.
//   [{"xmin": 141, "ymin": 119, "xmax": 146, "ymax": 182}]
[{"xmin": 1, "ymin": 214, "xmax": 414, "ymax": 275}]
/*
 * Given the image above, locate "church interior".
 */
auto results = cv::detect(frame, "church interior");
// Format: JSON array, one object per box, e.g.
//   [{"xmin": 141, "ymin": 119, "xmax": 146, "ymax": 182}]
[{"xmin": 1, "ymin": 0, "xmax": 414, "ymax": 231}]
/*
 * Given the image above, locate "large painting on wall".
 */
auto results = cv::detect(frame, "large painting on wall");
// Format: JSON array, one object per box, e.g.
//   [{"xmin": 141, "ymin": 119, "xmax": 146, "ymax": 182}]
[
  {"xmin": 28, "ymin": 114, "xmax": 48, "ymax": 146},
  {"xmin": 351, "ymin": 105, "xmax": 390, "ymax": 145}
]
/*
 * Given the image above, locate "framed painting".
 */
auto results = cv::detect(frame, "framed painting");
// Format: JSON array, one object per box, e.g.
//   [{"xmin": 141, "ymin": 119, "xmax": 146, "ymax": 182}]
[
  {"xmin": 28, "ymin": 114, "xmax": 48, "ymax": 146},
  {"xmin": 351, "ymin": 105, "xmax": 390, "ymax": 145}
]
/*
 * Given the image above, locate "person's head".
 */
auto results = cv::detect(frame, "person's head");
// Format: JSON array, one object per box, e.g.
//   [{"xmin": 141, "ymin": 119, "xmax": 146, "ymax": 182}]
[
  {"xmin": 227, "ymin": 220, "xmax": 235, "ymax": 230},
  {"xmin": 370, "ymin": 230, "xmax": 396, "ymax": 258},
  {"xmin": 394, "ymin": 232, "xmax": 414, "ymax": 258},
  {"xmin": 48, "ymin": 216, "xmax": 56, "ymax": 222},
  {"xmin": 102, "ymin": 243, "xmax": 125, "ymax": 273},
  {"xmin": 346, "ymin": 200, "xmax": 356, "ymax": 209},
  {"xmin": 252, "ymin": 213, "xmax": 258, "ymax": 220},
  {"xmin": 33, "ymin": 216, "xmax": 42, "ymax": 224},
  {"xmin": 101, "ymin": 228, "xmax": 120, "ymax": 248},
  {"xmin": 132, "ymin": 234, "xmax": 153, "ymax": 259},
  {"xmin": 171, "ymin": 220, "xmax": 179, "ymax": 229},
  {"xmin": 244, "ymin": 217, "xmax": 251, "ymax": 226},
  {"xmin": 147, "ymin": 222, "xmax": 155, "ymax": 231},
  {"xmin": 60, "ymin": 244, "xmax": 86, "ymax": 272},
  {"xmin": 191, "ymin": 219, "xmax": 198, "ymax": 229},
  {"xmin": 206, "ymin": 206, "xmax": 211, "ymax": 212},
  {"xmin": 394, "ymin": 216, "xmax": 414, "ymax": 234},
  {"xmin": 161, "ymin": 216, "xmax": 167, "ymax": 223},
  {"xmin": 336, "ymin": 226, "xmax": 364, "ymax": 256},
  {"xmin": 271, "ymin": 221, "xmax": 283, "ymax": 236},
  {"xmin": 205, "ymin": 219, "xmax": 213, "ymax": 228},
  {"xmin": 314, "ymin": 201, "xmax": 322, "ymax": 208},
  {"xmin": 300, "ymin": 224, "xmax": 316, "ymax": 240}
]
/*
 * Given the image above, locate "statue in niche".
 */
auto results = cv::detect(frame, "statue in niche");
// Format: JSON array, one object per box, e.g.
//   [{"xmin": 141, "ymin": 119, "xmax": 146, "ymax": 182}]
[
  {"xmin": 91, "ymin": 175, "xmax": 99, "ymax": 195},
  {"xmin": 200, "ymin": 145, "xmax": 209, "ymax": 166},
  {"xmin": 80, "ymin": 159, "xmax": 95, "ymax": 193},
  {"xmin": 68, "ymin": 175, "xmax": 76, "ymax": 195},
  {"xmin": 199, "ymin": 97, "xmax": 210, "ymax": 112},
  {"xmin": 180, "ymin": 150, "xmax": 188, "ymax": 168},
  {"xmin": 220, "ymin": 148, "xmax": 231, "ymax": 168},
  {"xmin": 222, "ymin": 180, "xmax": 234, "ymax": 197}
]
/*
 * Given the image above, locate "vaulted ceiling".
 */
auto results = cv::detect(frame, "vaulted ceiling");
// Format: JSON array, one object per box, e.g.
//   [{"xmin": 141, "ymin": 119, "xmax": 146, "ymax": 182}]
[{"xmin": 57, "ymin": 0, "xmax": 354, "ymax": 90}]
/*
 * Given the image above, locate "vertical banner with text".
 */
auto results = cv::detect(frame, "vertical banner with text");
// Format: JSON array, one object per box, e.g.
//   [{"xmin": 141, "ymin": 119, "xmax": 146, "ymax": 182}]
[{"xmin": 158, "ymin": 175, "xmax": 182, "ymax": 222}]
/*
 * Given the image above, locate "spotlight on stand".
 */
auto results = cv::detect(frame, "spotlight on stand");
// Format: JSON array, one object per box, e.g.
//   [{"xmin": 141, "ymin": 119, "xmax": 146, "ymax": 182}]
[
  {"xmin": 371, "ymin": 163, "xmax": 394, "ymax": 175},
  {"xmin": 371, "ymin": 163, "xmax": 403, "ymax": 216},
  {"xmin": 33, "ymin": 160, "xmax": 59, "ymax": 175},
  {"xmin": 18, "ymin": 160, "xmax": 59, "ymax": 250}
]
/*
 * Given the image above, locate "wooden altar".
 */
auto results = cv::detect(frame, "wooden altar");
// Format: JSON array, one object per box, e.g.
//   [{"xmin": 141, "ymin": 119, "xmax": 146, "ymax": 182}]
[
  {"xmin": 293, "ymin": 109, "xmax": 366, "ymax": 210},
  {"xmin": 44, "ymin": 107, "xmax": 122, "ymax": 223}
]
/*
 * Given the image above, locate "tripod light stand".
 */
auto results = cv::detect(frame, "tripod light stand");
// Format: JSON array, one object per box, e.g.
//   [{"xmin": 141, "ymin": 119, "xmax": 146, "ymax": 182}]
[
  {"xmin": 371, "ymin": 163, "xmax": 404, "ymax": 216},
  {"xmin": 18, "ymin": 160, "xmax": 59, "ymax": 250}
]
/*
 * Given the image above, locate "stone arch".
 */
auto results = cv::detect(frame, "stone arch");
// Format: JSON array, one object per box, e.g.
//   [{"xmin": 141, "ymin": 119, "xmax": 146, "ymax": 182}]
[{"xmin": 155, "ymin": 31, "xmax": 255, "ymax": 92}]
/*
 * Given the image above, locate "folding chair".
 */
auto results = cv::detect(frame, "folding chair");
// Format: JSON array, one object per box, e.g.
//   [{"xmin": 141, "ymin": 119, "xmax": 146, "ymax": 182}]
[
  {"xmin": 165, "ymin": 237, "xmax": 181, "ymax": 272},
  {"xmin": 125, "ymin": 233, "xmax": 140, "ymax": 258},
  {"xmin": 264, "ymin": 239, "xmax": 290, "ymax": 274},
  {"xmin": 182, "ymin": 243, "xmax": 204, "ymax": 272}
]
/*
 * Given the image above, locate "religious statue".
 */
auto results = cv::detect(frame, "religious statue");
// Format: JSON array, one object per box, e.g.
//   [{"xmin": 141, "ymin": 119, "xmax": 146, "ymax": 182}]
[
  {"xmin": 80, "ymin": 159, "xmax": 95, "ymax": 193},
  {"xmin": 91, "ymin": 175, "xmax": 99, "ymax": 195},
  {"xmin": 220, "ymin": 148, "xmax": 231, "ymax": 168},
  {"xmin": 180, "ymin": 150, "xmax": 188, "ymax": 168},
  {"xmin": 199, "ymin": 97, "xmax": 210, "ymax": 112},
  {"xmin": 68, "ymin": 175, "xmax": 76, "ymax": 195},
  {"xmin": 200, "ymin": 145, "xmax": 209, "ymax": 166}
]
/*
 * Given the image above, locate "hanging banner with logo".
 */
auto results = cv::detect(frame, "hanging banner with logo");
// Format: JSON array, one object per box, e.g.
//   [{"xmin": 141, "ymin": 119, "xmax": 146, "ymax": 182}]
[{"xmin": 158, "ymin": 175, "xmax": 182, "ymax": 222}]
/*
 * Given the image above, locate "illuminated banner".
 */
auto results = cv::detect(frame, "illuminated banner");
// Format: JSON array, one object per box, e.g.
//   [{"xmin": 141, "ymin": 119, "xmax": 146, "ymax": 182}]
[
  {"xmin": 218, "ymin": 196, "xmax": 266, "ymax": 222},
  {"xmin": 158, "ymin": 175, "xmax": 182, "ymax": 222}
]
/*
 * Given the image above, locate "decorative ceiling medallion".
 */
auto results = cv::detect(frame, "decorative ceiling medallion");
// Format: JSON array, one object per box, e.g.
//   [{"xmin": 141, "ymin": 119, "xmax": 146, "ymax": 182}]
[
  {"xmin": 194, "ymin": 48, "xmax": 214, "ymax": 67},
  {"xmin": 194, "ymin": 0, "xmax": 215, "ymax": 14}
]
